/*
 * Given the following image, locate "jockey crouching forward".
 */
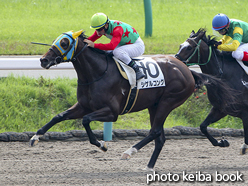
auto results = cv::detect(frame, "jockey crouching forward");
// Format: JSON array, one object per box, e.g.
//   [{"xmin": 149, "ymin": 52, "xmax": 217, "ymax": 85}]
[
  {"xmin": 212, "ymin": 13, "xmax": 248, "ymax": 65},
  {"xmin": 84, "ymin": 12, "xmax": 145, "ymax": 80}
]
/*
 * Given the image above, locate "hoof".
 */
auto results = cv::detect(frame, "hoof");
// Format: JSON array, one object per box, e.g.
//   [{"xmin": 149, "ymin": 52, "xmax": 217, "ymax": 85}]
[
  {"xmin": 121, "ymin": 153, "xmax": 131, "ymax": 160},
  {"xmin": 240, "ymin": 144, "xmax": 248, "ymax": 155},
  {"xmin": 141, "ymin": 166, "xmax": 155, "ymax": 172},
  {"xmin": 218, "ymin": 139, "xmax": 230, "ymax": 147},
  {"xmin": 30, "ymin": 134, "xmax": 42, "ymax": 147},
  {"xmin": 99, "ymin": 141, "xmax": 108, "ymax": 152},
  {"xmin": 121, "ymin": 147, "xmax": 137, "ymax": 160}
]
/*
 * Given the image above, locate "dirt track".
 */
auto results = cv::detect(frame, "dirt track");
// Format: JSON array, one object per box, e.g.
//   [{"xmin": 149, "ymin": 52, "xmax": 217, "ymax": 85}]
[{"xmin": 0, "ymin": 137, "xmax": 247, "ymax": 186}]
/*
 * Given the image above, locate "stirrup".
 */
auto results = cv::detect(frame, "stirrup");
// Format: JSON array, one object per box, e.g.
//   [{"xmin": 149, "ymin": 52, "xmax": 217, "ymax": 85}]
[
  {"xmin": 136, "ymin": 70, "xmax": 145, "ymax": 80},
  {"xmin": 129, "ymin": 61, "xmax": 145, "ymax": 80}
]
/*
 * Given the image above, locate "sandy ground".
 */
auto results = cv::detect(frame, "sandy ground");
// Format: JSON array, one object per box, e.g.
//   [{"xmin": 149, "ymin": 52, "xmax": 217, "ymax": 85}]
[{"xmin": 0, "ymin": 137, "xmax": 247, "ymax": 186}]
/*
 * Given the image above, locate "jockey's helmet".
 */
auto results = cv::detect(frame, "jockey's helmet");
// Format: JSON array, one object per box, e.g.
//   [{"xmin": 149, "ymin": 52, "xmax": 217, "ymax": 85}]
[
  {"xmin": 90, "ymin": 13, "xmax": 109, "ymax": 29},
  {"xmin": 212, "ymin": 13, "xmax": 230, "ymax": 31}
]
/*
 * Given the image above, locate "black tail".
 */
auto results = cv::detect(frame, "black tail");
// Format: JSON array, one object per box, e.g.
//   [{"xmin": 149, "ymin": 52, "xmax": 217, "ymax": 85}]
[{"xmin": 190, "ymin": 70, "xmax": 241, "ymax": 115}]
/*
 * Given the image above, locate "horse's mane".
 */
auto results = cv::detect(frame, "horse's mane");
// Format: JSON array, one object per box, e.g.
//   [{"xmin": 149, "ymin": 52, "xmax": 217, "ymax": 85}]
[
  {"xmin": 78, "ymin": 32, "xmax": 88, "ymax": 40},
  {"xmin": 191, "ymin": 28, "xmax": 227, "ymax": 56},
  {"xmin": 78, "ymin": 32, "xmax": 109, "ymax": 55},
  {"xmin": 192, "ymin": 28, "xmax": 217, "ymax": 46}
]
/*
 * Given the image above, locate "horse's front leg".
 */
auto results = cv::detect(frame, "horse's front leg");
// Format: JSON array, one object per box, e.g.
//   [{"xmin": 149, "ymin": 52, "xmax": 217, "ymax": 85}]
[
  {"xmin": 200, "ymin": 107, "xmax": 228, "ymax": 147},
  {"xmin": 82, "ymin": 107, "xmax": 116, "ymax": 152},
  {"xmin": 30, "ymin": 102, "xmax": 87, "ymax": 146}
]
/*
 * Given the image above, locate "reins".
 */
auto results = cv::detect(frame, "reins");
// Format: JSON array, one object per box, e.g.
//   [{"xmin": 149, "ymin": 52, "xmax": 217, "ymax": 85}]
[
  {"xmin": 77, "ymin": 51, "xmax": 109, "ymax": 86},
  {"xmin": 212, "ymin": 48, "xmax": 223, "ymax": 77},
  {"xmin": 76, "ymin": 37, "xmax": 109, "ymax": 86},
  {"xmin": 71, "ymin": 43, "xmax": 88, "ymax": 62}
]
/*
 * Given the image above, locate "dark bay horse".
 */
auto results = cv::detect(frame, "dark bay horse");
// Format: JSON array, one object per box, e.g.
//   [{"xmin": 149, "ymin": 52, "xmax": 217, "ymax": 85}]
[
  {"xmin": 30, "ymin": 30, "xmax": 236, "ymax": 170},
  {"xmin": 175, "ymin": 28, "xmax": 248, "ymax": 154}
]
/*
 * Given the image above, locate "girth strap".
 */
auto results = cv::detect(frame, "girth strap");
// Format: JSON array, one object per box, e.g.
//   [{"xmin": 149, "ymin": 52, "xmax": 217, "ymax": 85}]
[{"xmin": 121, "ymin": 87, "xmax": 139, "ymax": 115}]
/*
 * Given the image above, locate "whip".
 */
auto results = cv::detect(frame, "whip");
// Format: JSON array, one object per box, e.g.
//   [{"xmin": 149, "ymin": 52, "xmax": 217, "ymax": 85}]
[{"xmin": 31, "ymin": 42, "xmax": 51, "ymax": 46}]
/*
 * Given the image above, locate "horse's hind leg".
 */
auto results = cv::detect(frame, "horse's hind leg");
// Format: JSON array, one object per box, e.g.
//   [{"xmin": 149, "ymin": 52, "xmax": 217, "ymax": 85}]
[
  {"xmin": 145, "ymin": 107, "xmax": 166, "ymax": 170},
  {"xmin": 122, "ymin": 126, "xmax": 166, "ymax": 171},
  {"xmin": 240, "ymin": 115, "xmax": 248, "ymax": 154},
  {"xmin": 200, "ymin": 107, "xmax": 228, "ymax": 147},
  {"xmin": 121, "ymin": 104, "xmax": 169, "ymax": 170},
  {"xmin": 146, "ymin": 127, "xmax": 166, "ymax": 170},
  {"xmin": 30, "ymin": 102, "xmax": 87, "ymax": 146}
]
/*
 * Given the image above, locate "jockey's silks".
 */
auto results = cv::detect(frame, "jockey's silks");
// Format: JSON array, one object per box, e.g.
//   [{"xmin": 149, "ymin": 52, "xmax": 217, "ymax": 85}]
[
  {"xmin": 105, "ymin": 20, "xmax": 140, "ymax": 46},
  {"xmin": 218, "ymin": 19, "xmax": 248, "ymax": 51}
]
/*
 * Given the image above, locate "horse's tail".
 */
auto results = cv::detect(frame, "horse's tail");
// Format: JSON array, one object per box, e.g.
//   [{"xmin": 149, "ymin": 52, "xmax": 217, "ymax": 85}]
[{"xmin": 190, "ymin": 70, "xmax": 241, "ymax": 115}]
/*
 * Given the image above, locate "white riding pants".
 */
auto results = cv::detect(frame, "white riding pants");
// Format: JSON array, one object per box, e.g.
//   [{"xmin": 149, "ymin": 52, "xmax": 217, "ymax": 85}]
[
  {"xmin": 113, "ymin": 37, "xmax": 145, "ymax": 65},
  {"xmin": 232, "ymin": 43, "xmax": 248, "ymax": 60}
]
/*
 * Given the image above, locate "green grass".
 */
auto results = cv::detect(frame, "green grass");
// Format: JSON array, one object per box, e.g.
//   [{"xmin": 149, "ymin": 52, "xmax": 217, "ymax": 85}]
[
  {"xmin": 0, "ymin": 76, "xmax": 79, "ymax": 132},
  {"xmin": 0, "ymin": 0, "xmax": 247, "ymax": 55},
  {"xmin": 0, "ymin": 77, "xmax": 243, "ymax": 133}
]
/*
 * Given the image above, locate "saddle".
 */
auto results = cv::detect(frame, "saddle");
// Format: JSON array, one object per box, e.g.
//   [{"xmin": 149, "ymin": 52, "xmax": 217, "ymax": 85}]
[
  {"xmin": 223, "ymin": 51, "xmax": 248, "ymax": 74},
  {"xmin": 113, "ymin": 56, "xmax": 140, "ymax": 89}
]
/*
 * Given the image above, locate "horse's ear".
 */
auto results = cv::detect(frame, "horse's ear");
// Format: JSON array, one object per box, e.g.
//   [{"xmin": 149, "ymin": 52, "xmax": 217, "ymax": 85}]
[
  {"xmin": 72, "ymin": 30, "xmax": 84, "ymax": 39},
  {"xmin": 190, "ymin": 30, "xmax": 195, "ymax": 37},
  {"xmin": 199, "ymin": 30, "xmax": 206, "ymax": 38}
]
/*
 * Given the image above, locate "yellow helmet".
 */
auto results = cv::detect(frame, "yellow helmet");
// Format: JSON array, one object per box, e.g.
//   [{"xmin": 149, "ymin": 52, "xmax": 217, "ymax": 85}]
[{"xmin": 90, "ymin": 13, "xmax": 109, "ymax": 29}]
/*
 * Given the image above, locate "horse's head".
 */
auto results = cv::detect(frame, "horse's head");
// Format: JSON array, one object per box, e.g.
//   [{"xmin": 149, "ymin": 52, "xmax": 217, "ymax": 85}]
[
  {"xmin": 175, "ymin": 28, "xmax": 208, "ymax": 66},
  {"xmin": 40, "ymin": 30, "xmax": 84, "ymax": 69}
]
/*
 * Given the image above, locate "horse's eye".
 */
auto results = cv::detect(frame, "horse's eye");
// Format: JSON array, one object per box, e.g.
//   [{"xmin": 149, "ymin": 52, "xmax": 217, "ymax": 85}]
[
  {"xmin": 187, "ymin": 46, "xmax": 192, "ymax": 50},
  {"xmin": 61, "ymin": 42, "xmax": 68, "ymax": 50}
]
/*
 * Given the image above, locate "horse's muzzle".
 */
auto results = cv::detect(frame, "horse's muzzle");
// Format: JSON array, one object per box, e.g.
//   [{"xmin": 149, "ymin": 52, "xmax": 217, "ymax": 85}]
[
  {"xmin": 175, "ymin": 54, "xmax": 187, "ymax": 64},
  {"xmin": 40, "ymin": 57, "xmax": 54, "ymax": 69},
  {"xmin": 175, "ymin": 54, "xmax": 182, "ymax": 61}
]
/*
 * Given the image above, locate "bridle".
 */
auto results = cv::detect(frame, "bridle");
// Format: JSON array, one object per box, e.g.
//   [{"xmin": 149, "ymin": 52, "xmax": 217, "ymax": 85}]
[
  {"xmin": 42, "ymin": 31, "xmax": 109, "ymax": 85},
  {"xmin": 49, "ymin": 32, "xmax": 88, "ymax": 65},
  {"xmin": 176, "ymin": 38, "xmax": 212, "ymax": 66},
  {"xmin": 176, "ymin": 36, "xmax": 223, "ymax": 77}
]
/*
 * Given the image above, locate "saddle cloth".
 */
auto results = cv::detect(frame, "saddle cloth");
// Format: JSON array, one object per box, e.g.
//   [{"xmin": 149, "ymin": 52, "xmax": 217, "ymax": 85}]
[
  {"xmin": 113, "ymin": 56, "xmax": 166, "ymax": 89},
  {"xmin": 113, "ymin": 56, "xmax": 136, "ymax": 89}
]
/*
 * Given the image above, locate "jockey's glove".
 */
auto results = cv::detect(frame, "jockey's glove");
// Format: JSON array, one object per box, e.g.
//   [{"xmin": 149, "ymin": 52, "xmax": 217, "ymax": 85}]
[{"xmin": 213, "ymin": 41, "xmax": 222, "ymax": 48}]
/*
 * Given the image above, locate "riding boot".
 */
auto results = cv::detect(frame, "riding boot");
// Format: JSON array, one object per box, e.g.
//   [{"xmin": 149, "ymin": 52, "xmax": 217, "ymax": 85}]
[
  {"xmin": 128, "ymin": 60, "xmax": 145, "ymax": 80},
  {"xmin": 242, "ymin": 51, "xmax": 248, "ymax": 66}
]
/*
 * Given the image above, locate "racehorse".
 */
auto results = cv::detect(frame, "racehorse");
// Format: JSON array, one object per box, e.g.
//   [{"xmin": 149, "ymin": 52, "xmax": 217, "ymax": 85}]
[
  {"xmin": 175, "ymin": 28, "xmax": 248, "ymax": 154},
  {"xmin": 30, "ymin": 30, "xmax": 237, "ymax": 171}
]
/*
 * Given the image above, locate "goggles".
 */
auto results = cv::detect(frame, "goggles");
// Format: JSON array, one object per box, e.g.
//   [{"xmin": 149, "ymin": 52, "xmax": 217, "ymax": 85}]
[{"xmin": 96, "ymin": 26, "xmax": 105, "ymax": 32}]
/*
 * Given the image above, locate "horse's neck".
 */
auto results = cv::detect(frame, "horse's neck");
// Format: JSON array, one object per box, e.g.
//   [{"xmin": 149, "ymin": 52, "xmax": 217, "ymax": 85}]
[
  {"xmin": 200, "ymin": 48, "xmax": 224, "ymax": 76},
  {"xmin": 72, "ymin": 46, "xmax": 109, "ymax": 83}
]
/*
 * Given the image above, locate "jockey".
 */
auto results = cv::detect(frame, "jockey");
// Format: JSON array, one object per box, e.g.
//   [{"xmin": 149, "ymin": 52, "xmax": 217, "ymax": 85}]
[
  {"xmin": 212, "ymin": 13, "xmax": 248, "ymax": 63},
  {"xmin": 84, "ymin": 13, "xmax": 145, "ymax": 80}
]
